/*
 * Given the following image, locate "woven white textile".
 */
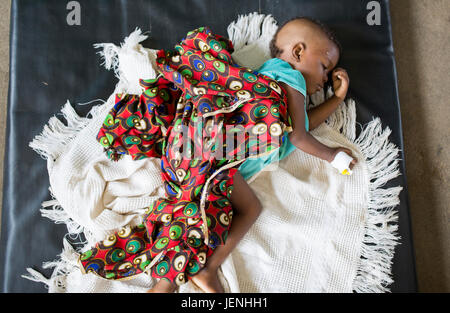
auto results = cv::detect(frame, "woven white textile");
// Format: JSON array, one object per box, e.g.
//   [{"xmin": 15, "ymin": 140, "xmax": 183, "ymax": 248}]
[{"xmin": 25, "ymin": 13, "xmax": 402, "ymax": 293}]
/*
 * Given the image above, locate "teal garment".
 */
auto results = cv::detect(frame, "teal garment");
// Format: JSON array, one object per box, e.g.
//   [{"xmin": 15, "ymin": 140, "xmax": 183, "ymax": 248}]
[{"xmin": 238, "ymin": 58, "xmax": 309, "ymax": 180}]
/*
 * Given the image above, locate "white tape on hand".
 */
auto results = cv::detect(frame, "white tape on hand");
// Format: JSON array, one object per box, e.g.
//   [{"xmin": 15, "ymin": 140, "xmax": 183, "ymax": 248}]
[{"xmin": 330, "ymin": 151, "xmax": 354, "ymax": 175}]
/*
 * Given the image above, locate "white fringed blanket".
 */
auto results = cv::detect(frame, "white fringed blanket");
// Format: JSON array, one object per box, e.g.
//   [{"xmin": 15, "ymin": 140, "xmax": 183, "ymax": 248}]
[{"xmin": 25, "ymin": 13, "xmax": 402, "ymax": 293}]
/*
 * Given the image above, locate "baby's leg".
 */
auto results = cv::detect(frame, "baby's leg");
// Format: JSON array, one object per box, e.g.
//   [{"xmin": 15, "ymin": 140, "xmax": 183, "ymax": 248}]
[
  {"xmin": 191, "ymin": 171, "xmax": 262, "ymax": 292},
  {"xmin": 147, "ymin": 278, "xmax": 177, "ymax": 293}
]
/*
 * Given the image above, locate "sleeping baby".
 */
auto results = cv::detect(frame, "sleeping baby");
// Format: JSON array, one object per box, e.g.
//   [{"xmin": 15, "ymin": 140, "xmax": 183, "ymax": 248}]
[
  {"xmin": 182, "ymin": 16, "xmax": 357, "ymax": 293},
  {"xmin": 78, "ymin": 16, "xmax": 357, "ymax": 293}
]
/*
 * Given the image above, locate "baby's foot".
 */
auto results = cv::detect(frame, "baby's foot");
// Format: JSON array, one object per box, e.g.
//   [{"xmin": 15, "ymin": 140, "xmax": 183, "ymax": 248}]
[
  {"xmin": 191, "ymin": 266, "xmax": 224, "ymax": 293},
  {"xmin": 147, "ymin": 278, "xmax": 177, "ymax": 293}
]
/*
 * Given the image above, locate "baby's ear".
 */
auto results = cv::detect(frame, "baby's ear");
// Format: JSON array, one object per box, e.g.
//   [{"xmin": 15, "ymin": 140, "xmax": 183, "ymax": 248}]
[{"xmin": 292, "ymin": 42, "xmax": 306, "ymax": 62}]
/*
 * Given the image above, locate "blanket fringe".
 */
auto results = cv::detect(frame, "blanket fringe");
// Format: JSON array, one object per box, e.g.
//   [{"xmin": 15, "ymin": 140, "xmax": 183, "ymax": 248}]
[
  {"xmin": 93, "ymin": 27, "xmax": 148, "ymax": 80},
  {"xmin": 93, "ymin": 27, "xmax": 157, "ymax": 94},
  {"xmin": 23, "ymin": 238, "xmax": 80, "ymax": 292},
  {"xmin": 22, "ymin": 268, "xmax": 51, "ymax": 286},
  {"xmin": 352, "ymin": 118, "xmax": 402, "ymax": 293},
  {"xmin": 226, "ymin": 12, "xmax": 278, "ymax": 69},
  {"xmin": 29, "ymin": 101, "xmax": 91, "ymax": 162},
  {"xmin": 41, "ymin": 187, "xmax": 85, "ymax": 237},
  {"xmin": 227, "ymin": 12, "xmax": 277, "ymax": 52},
  {"xmin": 327, "ymin": 94, "xmax": 401, "ymax": 292},
  {"xmin": 312, "ymin": 86, "xmax": 402, "ymax": 292}
]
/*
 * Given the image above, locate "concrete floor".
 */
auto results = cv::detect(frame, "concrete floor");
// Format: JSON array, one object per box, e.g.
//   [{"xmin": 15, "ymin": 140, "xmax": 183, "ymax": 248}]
[
  {"xmin": 0, "ymin": 0, "xmax": 448, "ymax": 292},
  {"xmin": 390, "ymin": 0, "xmax": 449, "ymax": 292}
]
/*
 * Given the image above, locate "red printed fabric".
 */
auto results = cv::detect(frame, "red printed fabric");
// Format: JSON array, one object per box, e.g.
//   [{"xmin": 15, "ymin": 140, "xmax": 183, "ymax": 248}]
[{"xmin": 79, "ymin": 26, "xmax": 292, "ymax": 286}]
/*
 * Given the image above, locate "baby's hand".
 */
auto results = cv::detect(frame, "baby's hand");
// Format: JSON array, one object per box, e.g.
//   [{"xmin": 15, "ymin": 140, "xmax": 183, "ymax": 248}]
[
  {"xmin": 330, "ymin": 147, "xmax": 357, "ymax": 170},
  {"xmin": 332, "ymin": 68, "xmax": 350, "ymax": 101}
]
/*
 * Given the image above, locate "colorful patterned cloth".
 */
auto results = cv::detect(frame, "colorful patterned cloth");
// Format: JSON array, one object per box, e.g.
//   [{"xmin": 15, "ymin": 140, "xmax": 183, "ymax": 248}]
[
  {"xmin": 238, "ymin": 57, "xmax": 309, "ymax": 180},
  {"xmin": 78, "ymin": 26, "xmax": 292, "ymax": 286}
]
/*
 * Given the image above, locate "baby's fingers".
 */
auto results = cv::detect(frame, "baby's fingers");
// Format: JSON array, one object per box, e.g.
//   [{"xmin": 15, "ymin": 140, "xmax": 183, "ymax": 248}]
[
  {"xmin": 333, "ymin": 67, "xmax": 347, "ymax": 75},
  {"xmin": 341, "ymin": 147, "xmax": 358, "ymax": 168},
  {"xmin": 338, "ymin": 73, "xmax": 350, "ymax": 85},
  {"xmin": 333, "ymin": 68, "xmax": 349, "ymax": 82}
]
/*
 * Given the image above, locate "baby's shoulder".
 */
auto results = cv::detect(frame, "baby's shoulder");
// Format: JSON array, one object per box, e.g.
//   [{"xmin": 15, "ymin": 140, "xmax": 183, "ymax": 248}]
[
  {"xmin": 259, "ymin": 58, "xmax": 291, "ymax": 71},
  {"xmin": 258, "ymin": 58, "xmax": 306, "ymax": 96},
  {"xmin": 259, "ymin": 58, "xmax": 304, "ymax": 79}
]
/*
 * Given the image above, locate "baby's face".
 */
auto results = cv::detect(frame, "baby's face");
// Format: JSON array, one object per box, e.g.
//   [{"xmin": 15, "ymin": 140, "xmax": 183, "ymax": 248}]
[{"xmin": 290, "ymin": 39, "xmax": 340, "ymax": 95}]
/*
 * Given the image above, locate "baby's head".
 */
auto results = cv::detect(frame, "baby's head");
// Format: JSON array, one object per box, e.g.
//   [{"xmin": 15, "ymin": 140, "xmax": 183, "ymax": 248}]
[{"xmin": 270, "ymin": 17, "xmax": 342, "ymax": 95}]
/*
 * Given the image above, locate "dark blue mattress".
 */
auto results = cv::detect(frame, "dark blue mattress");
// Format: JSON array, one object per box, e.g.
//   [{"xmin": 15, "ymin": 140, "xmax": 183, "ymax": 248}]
[{"xmin": 0, "ymin": 0, "xmax": 417, "ymax": 292}]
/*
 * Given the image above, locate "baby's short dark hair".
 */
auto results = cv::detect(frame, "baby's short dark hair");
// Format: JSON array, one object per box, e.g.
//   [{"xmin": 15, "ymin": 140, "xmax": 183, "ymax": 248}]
[{"xmin": 269, "ymin": 16, "xmax": 342, "ymax": 58}]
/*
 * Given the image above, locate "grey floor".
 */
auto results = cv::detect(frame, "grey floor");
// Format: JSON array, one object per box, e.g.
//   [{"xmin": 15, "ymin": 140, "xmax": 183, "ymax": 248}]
[{"xmin": 0, "ymin": 0, "xmax": 448, "ymax": 292}]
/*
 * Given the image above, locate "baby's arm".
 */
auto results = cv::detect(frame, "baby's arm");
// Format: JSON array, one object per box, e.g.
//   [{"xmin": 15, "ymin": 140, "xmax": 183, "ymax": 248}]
[
  {"xmin": 307, "ymin": 95, "xmax": 342, "ymax": 131},
  {"xmin": 281, "ymin": 81, "xmax": 335, "ymax": 162},
  {"xmin": 280, "ymin": 80, "xmax": 356, "ymax": 167},
  {"xmin": 307, "ymin": 68, "xmax": 350, "ymax": 131}
]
